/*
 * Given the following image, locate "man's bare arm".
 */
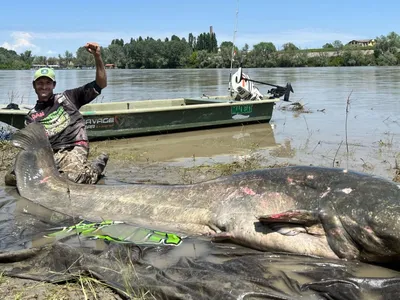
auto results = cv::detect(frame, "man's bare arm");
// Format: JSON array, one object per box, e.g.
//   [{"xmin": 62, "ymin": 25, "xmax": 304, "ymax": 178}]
[{"xmin": 85, "ymin": 42, "xmax": 107, "ymax": 89}]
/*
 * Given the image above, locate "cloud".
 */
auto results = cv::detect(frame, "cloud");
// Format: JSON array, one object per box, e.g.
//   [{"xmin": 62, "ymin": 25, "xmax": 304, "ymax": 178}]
[{"xmin": 1, "ymin": 31, "xmax": 39, "ymax": 52}]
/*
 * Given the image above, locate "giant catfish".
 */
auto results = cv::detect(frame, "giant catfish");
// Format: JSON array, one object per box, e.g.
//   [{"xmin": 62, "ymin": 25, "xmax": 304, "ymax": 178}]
[{"xmin": 11, "ymin": 123, "xmax": 400, "ymax": 263}]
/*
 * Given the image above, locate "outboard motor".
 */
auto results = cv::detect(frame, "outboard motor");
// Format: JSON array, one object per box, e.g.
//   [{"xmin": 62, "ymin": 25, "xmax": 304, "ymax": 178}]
[
  {"xmin": 230, "ymin": 68, "xmax": 293, "ymax": 101},
  {"xmin": 230, "ymin": 68, "xmax": 263, "ymax": 101}
]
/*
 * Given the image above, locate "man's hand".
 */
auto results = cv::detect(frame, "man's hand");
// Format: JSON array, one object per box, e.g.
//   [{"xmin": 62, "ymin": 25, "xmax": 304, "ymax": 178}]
[{"xmin": 84, "ymin": 42, "xmax": 101, "ymax": 57}]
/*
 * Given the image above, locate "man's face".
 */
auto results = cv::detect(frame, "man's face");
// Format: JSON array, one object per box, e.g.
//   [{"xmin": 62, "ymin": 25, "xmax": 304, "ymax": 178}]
[{"xmin": 33, "ymin": 77, "xmax": 56, "ymax": 101}]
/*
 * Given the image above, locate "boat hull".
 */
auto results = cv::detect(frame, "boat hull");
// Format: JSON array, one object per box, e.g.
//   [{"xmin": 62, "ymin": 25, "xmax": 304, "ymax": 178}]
[{"xmin": 0, "ymin": 96, "xmax": 278, "ymax": 140}]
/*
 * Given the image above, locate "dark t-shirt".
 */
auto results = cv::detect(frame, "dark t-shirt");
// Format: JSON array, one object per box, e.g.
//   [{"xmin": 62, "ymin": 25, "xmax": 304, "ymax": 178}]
[{"xmin": 25, "ymin": 81, "xmax": 101, "ymax": 150}]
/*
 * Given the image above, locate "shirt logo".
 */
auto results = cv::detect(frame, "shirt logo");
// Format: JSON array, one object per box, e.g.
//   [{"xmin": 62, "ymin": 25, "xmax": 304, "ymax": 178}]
[
  {"xmin": 31, "ymin": 111, "xmax": 45, "ymax": 120},
  {"xmin": 40, "ymin": 106, "xmax": 71, "ymax": 137}
]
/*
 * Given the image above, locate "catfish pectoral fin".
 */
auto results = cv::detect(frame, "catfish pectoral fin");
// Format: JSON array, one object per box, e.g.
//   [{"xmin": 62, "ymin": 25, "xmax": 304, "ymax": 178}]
[{"xmin": 258, "ymin": 209, "xmax": 320, "ymax": 226}]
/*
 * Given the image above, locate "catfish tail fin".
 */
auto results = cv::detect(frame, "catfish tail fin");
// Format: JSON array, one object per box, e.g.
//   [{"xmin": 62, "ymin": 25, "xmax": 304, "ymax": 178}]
[
  {"xmin": 12, "ymin": 122, "xmax": 51, "ymax": 151},
  {"xmin": 11, "ymin": 123, "xmax": 69, "ymax": 202}
]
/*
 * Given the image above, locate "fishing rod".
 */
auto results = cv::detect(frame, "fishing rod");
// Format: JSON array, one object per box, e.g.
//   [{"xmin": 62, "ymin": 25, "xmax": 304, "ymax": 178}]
[{"xmin": 228, "ymin": 0, "xmax": 240, "ymax": 96}]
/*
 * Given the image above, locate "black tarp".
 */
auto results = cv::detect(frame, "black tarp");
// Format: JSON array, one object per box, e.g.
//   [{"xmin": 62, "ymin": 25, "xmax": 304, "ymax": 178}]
[{"xmin": 2, "ymin": 240, "xmax": 400, "ymax": 299}]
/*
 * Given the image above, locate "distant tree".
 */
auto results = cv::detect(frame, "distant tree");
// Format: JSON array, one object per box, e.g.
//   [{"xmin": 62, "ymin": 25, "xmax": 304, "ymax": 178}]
[
  {"xmin": 248, "ymin": 42, "xmax": 277, "ymax": 67},
  {"xmin": 253, "ymin": 42, "xmax": 276, "ymax": 54},
  {"xmin": 187, "ymin": 51, "xmax": 199, "ymax": 68},
  {"xmin": 332, "ymin": 40, "xmax": 343, "ymax": 51},
  {"xmin": 0, "ymin": 47, "xmax": 30, "ymax": 69},
  {"xmin": 171, "ymin": 35, "xmax": 180, "ymax": 41},
  {"xmin": 219, "ymin": 41, "xmax": 238, "ymax": 67},
  {"xmin": 111, "ymin": 39, "xmax": 124, "ymax": 47},
  {"xmin": 322, "ymin": 43, "xmax": 334, "ymax": 49},
  {"xmin": 20, "ymin": 50, "xmax": 34, "ymax": 65},
  {"xmin": 210, "ymin": 32, "xmax": 218, "ymax": 53},
  {"xmin": 278, "ymin": 52, "xmax": 296, "ymax": 66},
  {"xmin": 32, "ymin": 56, "xmax": 47, "ymax": 65},
  {"xmin": 104, "ymin": 43, "xmax": 126, "ymax": 68},
  {"xmin": 47, "ymin": 57, "xmax": 58, "ymax": 65},
  {"xmin": 164, "ymin": 38, "xmax": 192, "ymax": 68},
  {"xmin": 14, "ymin": 29, "xmax": 400, "ymax": 70},
  {"xmin": 374, "ymin": 32, "xmax": 400, "ymax": 65},
  {"xmin": 64, "ymin": 50, "xmax": 74, "ymax": 66},
  {"xmin": 375, "ymin": 32, "xmax": 400, "ymax": 54},
  {"xmin": 220, "ymin": 41, "xmax": 234, "ymax": 49},
  {"xmin": 247, "ymin": 42, "xmax": 273, "ymax": 66},
  {"xmin": 308, "ymin": 52, "xmax": 330, "ymax": 67},
  {"xmin": 195, "ymin": 32, "xmax": 217, "ymax": 53},
  {"xmin": 218, "ymin": 41, "xmax": 236, "ymax": 68},
  {"xmin": 342, "ymin": 48, "xmax": 367, "ymax": 66},
  {"xmin": 58, "ymin": 54, "xmax": 64, "ymax": 67},
  {"xmin": 282, "ymin": 42, "xmax": 299, "ymax": 51},
  {"xmin": 75, "ymin": 46, "xmax": 94, "ymax": 67},
  {"xmin": 188, "ymin": 33, "xmax": 195, "ymax": 50},
  {"xmin": 196, "ymin": 50, "xmax": 211, "ymax": 68}
]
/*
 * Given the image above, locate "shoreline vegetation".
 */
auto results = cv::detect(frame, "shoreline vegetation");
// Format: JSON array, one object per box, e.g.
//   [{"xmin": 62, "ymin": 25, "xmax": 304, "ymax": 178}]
[{"xmin": 1, "ymin": 31, "xmax": 399, "ymax": 70}]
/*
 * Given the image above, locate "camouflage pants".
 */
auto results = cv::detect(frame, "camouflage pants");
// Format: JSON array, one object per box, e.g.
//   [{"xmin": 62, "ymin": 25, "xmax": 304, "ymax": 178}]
[{"xmin": 54, "ymin": 146, "xmax": 108, "ymax": 184}]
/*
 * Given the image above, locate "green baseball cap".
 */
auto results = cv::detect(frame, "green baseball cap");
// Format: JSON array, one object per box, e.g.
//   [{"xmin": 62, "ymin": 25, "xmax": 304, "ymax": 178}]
[{"xmin": 33, "ymin": 68, "xmax": 56, "ymax": 81}]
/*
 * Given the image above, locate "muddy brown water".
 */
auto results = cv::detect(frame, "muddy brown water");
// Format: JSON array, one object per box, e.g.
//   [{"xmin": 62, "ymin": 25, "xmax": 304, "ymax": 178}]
[{"xmin": 1, "ymin": 66, "xmax": 399, "ymax": 180}]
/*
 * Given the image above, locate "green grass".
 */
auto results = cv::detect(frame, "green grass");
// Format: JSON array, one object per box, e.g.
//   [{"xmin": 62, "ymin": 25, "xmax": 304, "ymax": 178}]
[{"xmin": 0, "ymin": 272, "xmax": 7, "ymax": 284}]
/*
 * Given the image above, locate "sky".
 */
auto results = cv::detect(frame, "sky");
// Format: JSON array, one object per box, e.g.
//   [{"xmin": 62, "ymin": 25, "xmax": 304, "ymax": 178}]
[{"xmin": 1, "ymin": 0, "xmax": 397, "ymax": 57}]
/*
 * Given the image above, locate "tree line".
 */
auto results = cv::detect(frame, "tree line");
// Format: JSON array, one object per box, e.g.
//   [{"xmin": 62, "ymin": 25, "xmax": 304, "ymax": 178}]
[{"xmin": 1, "ymin": 31, "xmax": 400, "ymax": 70}]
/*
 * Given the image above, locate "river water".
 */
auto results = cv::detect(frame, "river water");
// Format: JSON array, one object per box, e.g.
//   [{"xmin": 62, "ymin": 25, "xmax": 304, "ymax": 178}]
[
  {"xmin": 1, "ymin": 67, "xmax": 399, "ymax": 175},
  {"xmin": 1, "ymin": 66, "xmax": 400, "ymax": 186}
]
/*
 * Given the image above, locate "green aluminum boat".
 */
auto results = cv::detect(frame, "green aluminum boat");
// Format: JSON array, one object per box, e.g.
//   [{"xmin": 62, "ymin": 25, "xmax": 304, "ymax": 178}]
[
  {"xmin": 0, "ymin": 68, "xmax": 293, "ymax": 140},
  {"xmin": 0, "ymin": 96, "xmax": 279, "ymax": 140}
]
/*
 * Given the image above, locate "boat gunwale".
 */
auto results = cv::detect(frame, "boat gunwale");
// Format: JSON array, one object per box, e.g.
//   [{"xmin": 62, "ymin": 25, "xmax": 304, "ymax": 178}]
[
  {"xmin": 82, "ymin": 98, "xmax": 279, "ymax": 115},
  {"xmin": 0, "ymin": 98, "xmax": 279, "ymax": 116}
]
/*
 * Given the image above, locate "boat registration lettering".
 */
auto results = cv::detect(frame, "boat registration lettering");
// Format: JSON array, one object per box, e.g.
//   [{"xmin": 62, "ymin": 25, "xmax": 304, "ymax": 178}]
[
  {"xmin": 231, "ymin": 105, "xmax": 253, "ymax": 115},
  {"xmin": 85, "ymin": 117, "xmax": 115, "ymax": 129}
]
